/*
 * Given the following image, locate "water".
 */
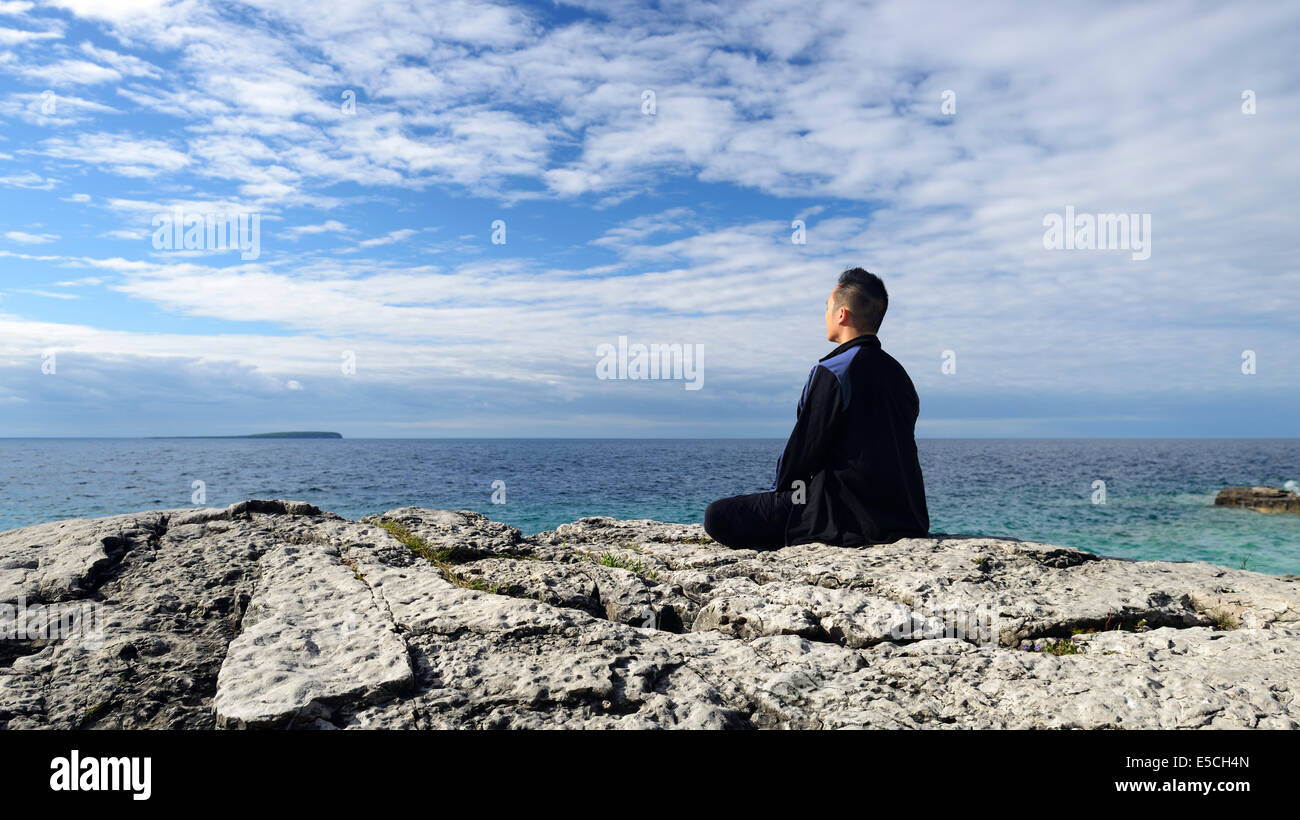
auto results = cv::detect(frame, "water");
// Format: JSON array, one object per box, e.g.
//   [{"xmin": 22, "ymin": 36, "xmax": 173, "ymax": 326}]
[{"xmin": 0, "ymin": 438, "xmax": 1296, "ymax": 574}]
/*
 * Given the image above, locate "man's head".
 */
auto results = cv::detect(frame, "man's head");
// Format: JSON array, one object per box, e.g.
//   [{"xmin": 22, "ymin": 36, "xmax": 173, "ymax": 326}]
[{"xmin": 825, "ymin": 267, "xmax": 888, "ymax": 342}]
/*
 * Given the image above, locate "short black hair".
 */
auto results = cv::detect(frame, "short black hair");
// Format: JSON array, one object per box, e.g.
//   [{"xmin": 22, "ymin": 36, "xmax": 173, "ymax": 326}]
[{"xmin": 833, "ymin": 267, "xmax": 888, "ymax": 332}]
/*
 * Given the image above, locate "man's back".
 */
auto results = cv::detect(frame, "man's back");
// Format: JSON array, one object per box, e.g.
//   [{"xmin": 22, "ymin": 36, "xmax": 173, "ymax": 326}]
[{"xmin": 774, "ymin": 334, "xmax": 930, "ymax": 546}]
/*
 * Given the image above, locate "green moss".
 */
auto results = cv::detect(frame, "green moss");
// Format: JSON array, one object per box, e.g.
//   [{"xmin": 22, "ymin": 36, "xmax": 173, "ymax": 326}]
[
  {"xmin": 676, "ymin": 534, "xmax": 714, "ymax": 544},
  {"xmin": 82, "ymin": 699, "xmax": 113, "ymax": 725},
  {"xmin": 80, "ymin": 674, "xmax": 125, "ymax": 727},
  {"xmin": 376, "ymin": 519, "xmax": 498, "ymax": 593},
  {"xmin": 1027, "ymin": 614, "xmax": 1157, "ymax": 655},
  {"xmin": 1070, "ymin": 613, "xmax": 1150, "ymax": 636},
  {"xmin": 1044, "ymin": 638, "xmax": 1082, "ymax": 655},
  {"xmin": 1021, "ymin": 637, "xmax": 1082, "ymax": 655}
]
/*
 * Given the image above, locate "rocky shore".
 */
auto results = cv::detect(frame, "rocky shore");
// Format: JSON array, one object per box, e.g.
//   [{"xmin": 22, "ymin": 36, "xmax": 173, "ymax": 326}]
[
  {"xmin": 1215, "ymin": 485, "xmax": 1300, "ymax": 515},
  {"xmin": 2, "ymin": 500, "xmax": 1297, "ymax": 729}
]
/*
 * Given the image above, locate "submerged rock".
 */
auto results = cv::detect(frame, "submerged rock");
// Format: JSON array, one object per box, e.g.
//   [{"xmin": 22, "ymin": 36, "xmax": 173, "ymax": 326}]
[
  {"xmin": 1215, "ymin": 485, "xmax": 1300, "ymax": 514},
  {"xmin": 1, "ymin": 500, "xmax": 1297, "ymax": 729}
]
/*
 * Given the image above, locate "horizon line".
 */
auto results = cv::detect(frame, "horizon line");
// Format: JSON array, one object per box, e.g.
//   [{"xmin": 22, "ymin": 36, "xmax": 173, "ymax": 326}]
[{"xmin": 1, "ymin": 435, "xmax": 1298, "ymax": 441}]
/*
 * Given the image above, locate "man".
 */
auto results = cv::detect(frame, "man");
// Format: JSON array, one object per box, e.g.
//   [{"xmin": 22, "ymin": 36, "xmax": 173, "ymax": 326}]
[{"xmin": 704, "ymin": 267, "xmax": 929, "ymax": 549}]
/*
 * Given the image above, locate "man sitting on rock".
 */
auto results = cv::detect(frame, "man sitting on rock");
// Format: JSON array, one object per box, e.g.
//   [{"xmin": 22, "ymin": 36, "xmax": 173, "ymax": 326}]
[{"xmin": 704, "ymin": 267, "xmax": 930, "ymax": 549}]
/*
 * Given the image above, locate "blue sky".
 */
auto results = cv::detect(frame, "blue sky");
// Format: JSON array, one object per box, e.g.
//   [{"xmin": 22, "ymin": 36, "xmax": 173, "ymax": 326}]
[{"xmin": 0, "ymin": 0, "xmax": 1297, "ymax": 437}]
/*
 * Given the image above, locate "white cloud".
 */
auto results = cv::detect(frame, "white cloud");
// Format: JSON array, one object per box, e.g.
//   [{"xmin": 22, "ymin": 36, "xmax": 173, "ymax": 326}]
[
  {"xmin": 15, "ymin": 289, "xmax": 79, "ymax": 299},
  {"xmin": 357, "ymin": 228, "xmax": 418, "ymax": 248},
  {"xmin": 46, "ymin": 0, "xmax": 173, "ymax": 26},
  {"xmin": 78, "ymin": 41, "xmax": 162, "ymax": 78},
  {"xmin": 39, "ymin": 132, "xmax": 191, "ymax": 177},
  {"xmin": 5, "ymin": 231, "xmax": 58, "ymax": 244},
  {"xmin": 0, "ymin": 25, "xmax": 59, "ymax": 45},
  {"xmin": 0, "ymin": 250, "xmax": 62, "ymax": 261},
  {"xmin": 21, "ymin": 59, "xmax": 119, "ymax": 85},
  {"xmin": 0, "ymin": 172, "xmax": 57, "ymax": 190},
  {"xmin": 0, "ymin": 90, "xmax": 118, "ymax": 125},
  {"xmin": 284, "ymin": 220, "xmax": 349, "ymax": 239},
  {"xmin": 592, "ymin": 207, "xmax": 696, "ymax": 249}
]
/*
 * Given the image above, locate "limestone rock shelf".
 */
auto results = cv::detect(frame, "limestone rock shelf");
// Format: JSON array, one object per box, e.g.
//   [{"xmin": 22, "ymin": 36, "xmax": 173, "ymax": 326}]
[{"xmin": 1, "ymin": 499, "xmax": 1297, "ymax": 729}]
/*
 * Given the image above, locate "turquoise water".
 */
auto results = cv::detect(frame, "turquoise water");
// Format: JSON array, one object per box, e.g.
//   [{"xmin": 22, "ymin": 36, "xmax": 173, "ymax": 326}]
[{"xmin": 0, "ymin": 438, "xmax": 1296, "ymax": 574}]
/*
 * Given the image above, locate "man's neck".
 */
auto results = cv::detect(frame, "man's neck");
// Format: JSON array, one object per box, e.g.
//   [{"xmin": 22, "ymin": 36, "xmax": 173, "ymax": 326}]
[{"xmin": 832, "ymin": 330, "xmax": 874, "ymax": 344}]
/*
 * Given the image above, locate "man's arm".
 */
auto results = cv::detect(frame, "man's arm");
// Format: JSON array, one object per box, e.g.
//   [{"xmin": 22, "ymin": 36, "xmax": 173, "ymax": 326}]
[{"xmin": 772, "ymin": 363, "xmax": 845, "ymax": 492}]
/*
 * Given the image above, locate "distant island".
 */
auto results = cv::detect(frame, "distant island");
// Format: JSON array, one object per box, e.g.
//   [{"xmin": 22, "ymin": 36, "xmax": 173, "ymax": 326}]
[{"xmin": 149, "ymin": 432, "xmax": 343, "ymax": 439}]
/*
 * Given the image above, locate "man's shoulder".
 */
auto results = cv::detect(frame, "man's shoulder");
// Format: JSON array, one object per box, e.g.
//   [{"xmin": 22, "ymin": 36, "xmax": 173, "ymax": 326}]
[
  {"xmin": 827, "ymin": 344, "xmax": 918, "ymax": 398},
  {"xmin": 809, "ymin": 339, "xmax": 917, "ymax": 399},
  {"xmin": 814, "ymin": 343, "xmax": 863, "ymax": 381},
  {"xmin": 810, "ymin": 346, "xmax": 863, "ymax": 410}
]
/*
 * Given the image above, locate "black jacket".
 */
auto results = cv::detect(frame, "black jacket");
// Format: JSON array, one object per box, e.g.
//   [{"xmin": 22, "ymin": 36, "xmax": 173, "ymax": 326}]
[{"xmin": 772, "ymin": 334, "xmax": 929, "ymax": 546}]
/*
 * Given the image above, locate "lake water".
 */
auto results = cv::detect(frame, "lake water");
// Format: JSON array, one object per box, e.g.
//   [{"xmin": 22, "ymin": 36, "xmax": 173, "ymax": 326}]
[{"xmin": 0, "ymin": 438, "xmax": 1296, "ymax": 574}]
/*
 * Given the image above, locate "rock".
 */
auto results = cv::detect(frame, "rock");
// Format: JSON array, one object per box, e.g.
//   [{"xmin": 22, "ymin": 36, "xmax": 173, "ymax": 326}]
[
  {"xmin": 0, "ymin": 511, "xmax": 167, "ymax": 604},
  {"xmin": 1215, "ymin": 485, "xmax": 1300, "ymax": 514},
  {"xmin": 1, "ymin": 499, "xmax": 1298, "ymax": 729},
  {"xmin": 213, "ymin": 543, "xmax": 414, "ymax": 728}
]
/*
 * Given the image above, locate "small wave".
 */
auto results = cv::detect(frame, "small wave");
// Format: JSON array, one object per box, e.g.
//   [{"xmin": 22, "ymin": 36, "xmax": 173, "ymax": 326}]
[{"xmin": 1285, "ymin": 480, "xmax": 1299, "ymax": 493}]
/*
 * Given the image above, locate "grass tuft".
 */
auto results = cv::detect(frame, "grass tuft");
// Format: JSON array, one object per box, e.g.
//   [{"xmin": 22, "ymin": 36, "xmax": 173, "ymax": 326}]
[
  {"xmin": 594, "ymin": 550, "xmax": 658, "ymax": 582},
  {"xmin": 1207, "ymin": 607, "xmax": 1241, "ymax": 630},
  {"xmin": 339, "ymin": 554, "xmax": 365, "ymax": 581}
]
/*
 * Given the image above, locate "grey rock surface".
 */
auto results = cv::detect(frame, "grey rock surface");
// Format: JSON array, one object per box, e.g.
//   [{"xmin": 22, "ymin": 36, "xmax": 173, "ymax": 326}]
[{"xmin": 1, "ymin": 500, "xmax": 1297, "ymax": 729}]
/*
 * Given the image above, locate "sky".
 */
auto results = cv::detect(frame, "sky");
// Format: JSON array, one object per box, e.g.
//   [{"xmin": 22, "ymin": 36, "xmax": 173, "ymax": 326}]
[{"xmin": 0, "ymin": 0, "xmax": 1297, "ymax": 438}]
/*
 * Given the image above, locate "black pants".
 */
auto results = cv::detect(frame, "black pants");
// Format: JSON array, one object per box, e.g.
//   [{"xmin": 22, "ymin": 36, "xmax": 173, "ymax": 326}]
[{"xmin": 703, "ymin": 490, "xmax": 795, "ymax": 550}]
